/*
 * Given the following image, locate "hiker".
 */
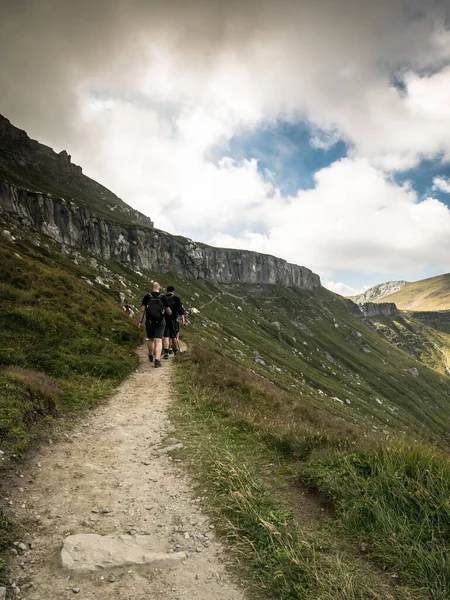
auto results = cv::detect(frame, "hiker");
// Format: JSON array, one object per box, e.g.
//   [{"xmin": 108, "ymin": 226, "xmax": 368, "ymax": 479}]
[
  {"xmin": 162, "ymin": 285, "xmax": 185, "ymax": 359},
  {"xmin": 138, "ymin": 282, "xmax": 172, "ymax": 368}
]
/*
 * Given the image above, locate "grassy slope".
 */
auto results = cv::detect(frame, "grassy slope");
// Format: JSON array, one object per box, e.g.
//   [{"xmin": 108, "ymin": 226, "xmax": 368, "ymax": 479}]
[
  {"xmin": 369, "ymin": 313, "xmax": 450, "ymax": 376},
  {"xmin": 1, "ymin": 220, "xmax": 450, "ymax": 597},
  {"xmin": 379, "ymin": 273, "xmax": 450, "ymax": 311},
  {"xmin": 0, "ymin": 238, "xmax": 141, "ymax": 454},
  {"xmin": 172, "ymin": 345, "xmax": 449, "ymax": 599}
]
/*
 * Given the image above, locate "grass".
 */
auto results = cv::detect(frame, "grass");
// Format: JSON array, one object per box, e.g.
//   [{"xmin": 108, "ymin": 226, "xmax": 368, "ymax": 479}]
[
  {"xmin": 376, "ymin": 274, "xmax": 450, "ymax": 312},
  {"xmin": 1, "ymin": 211, "xmax": 450, "ymax": 598},
  {"xmin": 0, "ymin": 241, "xmax": 140, "ymax": 454},
  {"xmin": 171, "ymin": 345, "xmax": 429, "ymax": 599},
  {"xmin": 304, "ymin": 442, "xmax": 450, "ymax": 598}
]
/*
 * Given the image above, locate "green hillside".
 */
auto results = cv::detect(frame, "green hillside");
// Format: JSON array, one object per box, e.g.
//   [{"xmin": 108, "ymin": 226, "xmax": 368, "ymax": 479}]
[
  {"xmin": 1, "ymin": 219, "xmax": 450, "ymax": 597},
  {"xmin": 375, "ymin": 273, "xmax": 450, "ymax": 311}
]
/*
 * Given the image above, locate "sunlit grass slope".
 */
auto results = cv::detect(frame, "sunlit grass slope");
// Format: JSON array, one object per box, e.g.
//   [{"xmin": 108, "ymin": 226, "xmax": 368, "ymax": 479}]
[{"xmin": 379, "ymin": 273, "xmax": 450, "ymax": 311}]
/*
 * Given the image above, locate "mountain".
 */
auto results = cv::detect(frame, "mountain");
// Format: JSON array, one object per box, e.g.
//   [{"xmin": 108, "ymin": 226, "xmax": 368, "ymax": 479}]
[
  {"xmin": 1, "ymin": 111, "xmax": 449, "ymax": 442},
  {"xmin": 376, "ymin": 273, "xmax": 450, "ymax": 311},
  {"xmin": 352, "ymin": 280, "xmax": 407, "ymax": 303},
  {"xmin": 0, "ymin": 115, "xmax": 319, "ymax": 290}
]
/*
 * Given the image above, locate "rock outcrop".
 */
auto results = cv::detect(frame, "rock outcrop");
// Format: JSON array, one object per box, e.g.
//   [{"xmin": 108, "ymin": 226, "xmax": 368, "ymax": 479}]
[
  {"xmin": 0, "ymin": 113, "xmax": 321, "ymax": 289},
  {"xmin": 0, "ymin": 115, "xmax": 153, "ymax": 227},
  {"xmin": 0, "ymin": 182, "xmax": 321, "ymax": 289},
  {"xmin": 354, "ymin": 280, "xmax": 406, "ymax": 303},
  {"xmin": 360, "ymin": 302, "xmax": 398, "ymax": 317}
]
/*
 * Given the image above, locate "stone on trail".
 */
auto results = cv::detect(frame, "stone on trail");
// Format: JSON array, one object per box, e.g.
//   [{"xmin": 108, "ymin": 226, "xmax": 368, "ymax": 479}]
[
  {"xmin": 61, "ymin": 534, "xmax": 186, "ymax": 572},
  {"xmin": 155, "ymin": 443, "xmax": 183, "ymax": 455},
  {"xmin": 0, "ymin": 587, "xmax": 6, "ymax": 600}
]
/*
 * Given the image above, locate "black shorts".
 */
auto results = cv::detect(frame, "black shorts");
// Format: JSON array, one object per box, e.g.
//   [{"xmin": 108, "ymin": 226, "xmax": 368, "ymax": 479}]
[
  {"xmin": 146, "ymin": 319, "xmax": 165, "ymax": 339},
  {"xmin": 164, "ymin": 318, "xmax": 177, "ymax": 339}
]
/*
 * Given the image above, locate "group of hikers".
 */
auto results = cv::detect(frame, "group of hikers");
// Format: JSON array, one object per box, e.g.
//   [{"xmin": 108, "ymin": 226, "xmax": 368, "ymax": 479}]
[{"xmin": 138, "ymin": 282, "xmax": 185, "ymax": 368}]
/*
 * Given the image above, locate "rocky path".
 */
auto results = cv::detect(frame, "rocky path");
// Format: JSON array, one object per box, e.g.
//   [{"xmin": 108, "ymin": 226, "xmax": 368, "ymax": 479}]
[{"xmin": 5, "ymin": 346, "xmax": 245, "ymax": 600}]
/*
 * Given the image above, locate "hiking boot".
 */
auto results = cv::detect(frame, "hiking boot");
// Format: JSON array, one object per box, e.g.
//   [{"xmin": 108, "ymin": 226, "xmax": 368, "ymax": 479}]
[
  {"xmin": 163, "ymin": 352, "xmax": 169, "ymax": 360},
  {"xmin": 148, "ymin": 354, "xmax": 153, "ymax": 363},
  {"xmin": 154, "ymin": 359, "xmax": 161, "ymax": 368},
  {"xmin": 168, "ymin": 348, "xmax": 173, "ymax": 354}
]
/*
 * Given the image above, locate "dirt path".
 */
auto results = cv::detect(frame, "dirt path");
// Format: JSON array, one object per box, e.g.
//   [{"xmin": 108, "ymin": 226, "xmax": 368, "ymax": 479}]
[{"xmin": 6, "ymin": 346, "xmax": 246, "ymax": 600}]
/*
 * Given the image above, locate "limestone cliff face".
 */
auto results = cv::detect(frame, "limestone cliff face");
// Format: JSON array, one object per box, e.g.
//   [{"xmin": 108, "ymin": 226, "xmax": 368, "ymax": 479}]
[
  {"xmin": 355, "ymin": 281, "xmax": 406, "ymax": 303},
  {"xmin": 0, "ymin": 182, "xmax": 321, "ymax": 289},
  {"xmin": 360, "ymin": 302, "xmax": 398, "ymax": 317}
]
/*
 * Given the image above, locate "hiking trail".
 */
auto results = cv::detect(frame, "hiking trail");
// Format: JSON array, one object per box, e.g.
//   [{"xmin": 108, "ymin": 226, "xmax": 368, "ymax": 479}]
[{"xmin": 5, "ymin": 345, "xmax": 246, "ymax": 600}]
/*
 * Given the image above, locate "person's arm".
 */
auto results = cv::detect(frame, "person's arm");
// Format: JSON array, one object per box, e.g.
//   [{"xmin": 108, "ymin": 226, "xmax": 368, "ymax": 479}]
[
  {"xmin": 138, "ymin": 305, "xmax": 146, "ymax": 329},
  {"xmin": 177, "ymin": 297, "xmax": 185, "ymax": 324},
  {"xmin": 138, "ymin": 295, "xmax": 147, "ymax": 330}
]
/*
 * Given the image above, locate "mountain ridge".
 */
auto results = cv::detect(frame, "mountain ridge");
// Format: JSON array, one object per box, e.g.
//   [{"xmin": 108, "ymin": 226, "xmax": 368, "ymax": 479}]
[
  {"xmin": 0, "ymin": 114, "xmax": 320, "ymax": 289},
  {"xmin": 355, "ymin": 273, "xmax": 450, "ymax": 312}
]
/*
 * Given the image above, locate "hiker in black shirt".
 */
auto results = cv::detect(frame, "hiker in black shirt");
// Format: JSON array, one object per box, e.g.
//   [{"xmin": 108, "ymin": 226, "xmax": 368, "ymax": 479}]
[
  {"xmin": 138, "ymin": 281, "xmax": 171, "ymax": 368},
  {"xmin": 162, "ymin": 286, "xmax": 185, "ymax": 359}
]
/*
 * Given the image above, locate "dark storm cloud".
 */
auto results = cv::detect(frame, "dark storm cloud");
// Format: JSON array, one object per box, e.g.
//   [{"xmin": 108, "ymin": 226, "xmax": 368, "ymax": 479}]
[{"xmin": 1, "ymin": 0, "xmax": 449, "ymax": 145}]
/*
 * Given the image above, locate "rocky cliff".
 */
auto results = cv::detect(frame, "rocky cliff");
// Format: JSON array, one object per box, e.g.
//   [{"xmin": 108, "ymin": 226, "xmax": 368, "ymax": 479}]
[
  {"xmin": 0, "ymin": 114, "xmax": 321, "ymax": 289},
  {"xmin": 360, "ymin": 302, "xmax": 398, "ymax": 317},
  {"xmin": 0, "ymin": 115, "xmax": 153, "ymax": 227},
  {"xmin": 0, "ymin": 181, "xmax": 321, "ymax": 289},
  {"xmin": 354, "ymin": 281, "xmax": 406, "ymax": 304}
]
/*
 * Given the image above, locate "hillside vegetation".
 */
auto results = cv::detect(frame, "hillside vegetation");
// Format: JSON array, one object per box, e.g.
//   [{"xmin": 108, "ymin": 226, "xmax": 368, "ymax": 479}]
[
  {"xmin": 0, "ymin": 238, "xmax": 140, "ymax": 454},
  {"xmin": 369, "ymin": 273, "xmax": 450, "ymax": 311},
  {"xmin": 1, "ymin": 218, "xmax": 450, "ymax": 597}
]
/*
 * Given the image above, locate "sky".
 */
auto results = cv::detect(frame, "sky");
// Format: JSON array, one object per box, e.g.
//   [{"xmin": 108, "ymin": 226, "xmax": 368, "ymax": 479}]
[{"xmin": 1, "ymin": 0, "xmax": 450, "ymax": 294}]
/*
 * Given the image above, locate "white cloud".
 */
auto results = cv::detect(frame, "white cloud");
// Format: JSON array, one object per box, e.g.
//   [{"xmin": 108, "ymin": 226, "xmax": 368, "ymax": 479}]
[
  {"xmin": 209, "ymin": 158, "xmax": 450, "ymax": 278},
  {"xmin": 324, "ymin": 282, "xmax": 360, "ymax": 296},
  {"xmin": 433, "ymin": 176, "xmax": 450, "ymax": 193},
  {"xmin": 2, "ymin": 0, "xmax": 450, "ymax": 287}
]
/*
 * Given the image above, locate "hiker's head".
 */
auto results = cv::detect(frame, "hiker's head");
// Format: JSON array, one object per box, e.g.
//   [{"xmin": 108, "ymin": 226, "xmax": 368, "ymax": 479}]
[
  {"xmin": 152, "ymin": 281, "xmax": 161, "ymax": 292},
  {"xmin": 167, "ymin": 285, "xmax": 175, "ymax": 293}
]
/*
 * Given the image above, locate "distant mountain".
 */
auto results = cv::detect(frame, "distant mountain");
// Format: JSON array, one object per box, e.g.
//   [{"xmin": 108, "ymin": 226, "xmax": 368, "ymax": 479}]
[
  {"xmin": 353, "ymin": 280, "xmax": 407, "ymax": 304},
  {"xmin": 378, "ymin": 273, "xmax": 450, "ymax": 311}
]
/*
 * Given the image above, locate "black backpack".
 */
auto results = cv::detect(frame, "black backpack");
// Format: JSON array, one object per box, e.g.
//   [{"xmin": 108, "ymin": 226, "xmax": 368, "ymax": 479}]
[
  {"xmin": 145, "ymin": 294, "xmax": 165, "ymax": 322},
  {"xmin": 165, "ymin": 294, "xmax": 176, "ymax": 317}
]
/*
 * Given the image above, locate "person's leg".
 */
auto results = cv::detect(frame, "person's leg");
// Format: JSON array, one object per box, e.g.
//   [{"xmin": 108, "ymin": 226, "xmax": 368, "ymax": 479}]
[
  {"xmin": 154, "ymin": 338, "xmax": 163, "ymax": 360},
  {"xmin": 145, "ymin": 323, "xmax": 154, "ymax": 362},
  {"xmin": 153, "ymin": 321, "xmax": 166, "ymax": 367}
]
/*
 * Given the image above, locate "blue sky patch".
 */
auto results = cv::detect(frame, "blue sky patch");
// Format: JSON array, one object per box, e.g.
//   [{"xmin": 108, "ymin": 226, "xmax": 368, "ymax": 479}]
[
  {"xmin": 394, "ymin": 154, "xmax": 450, "ymax": 207},
  {"xmin": 209, "ymin": 120, "xmax": 348, "ymax": 196}
]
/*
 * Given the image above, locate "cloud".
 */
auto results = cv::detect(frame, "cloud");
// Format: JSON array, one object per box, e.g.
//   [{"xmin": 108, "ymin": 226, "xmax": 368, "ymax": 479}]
[
  {"xmin": 1, "ymin": 0, "xmax": 450, "ymax": 286},
  {"xmin": 208, "ymin": 158, "xmax": 450, "ymax": 278},
  {"xmin": 324, "ymin": 282, "xmax": 360, "ymax": 296},
  {"xmin": 433, "ymin": 176, "xmax": 450, "ymax": 193},
  {"xmin": 2, "ymin": 0, "xmax": 450, "ymax": 164}
]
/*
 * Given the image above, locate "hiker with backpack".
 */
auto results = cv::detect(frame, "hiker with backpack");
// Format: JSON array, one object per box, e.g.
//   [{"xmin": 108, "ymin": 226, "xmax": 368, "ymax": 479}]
[
  {"xmin": 138, "ymin": 282, "xmax": 172, "ymax": 368},
  {"xmin": 162, "ymin": 285, "xmax": 185, "ymax": 359}
]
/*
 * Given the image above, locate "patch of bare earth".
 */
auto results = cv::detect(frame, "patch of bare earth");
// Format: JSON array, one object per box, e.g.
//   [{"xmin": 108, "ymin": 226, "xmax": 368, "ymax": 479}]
[{"xmin": 5, "ymin": 346, "xmax": 246, "ymax": 600}]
